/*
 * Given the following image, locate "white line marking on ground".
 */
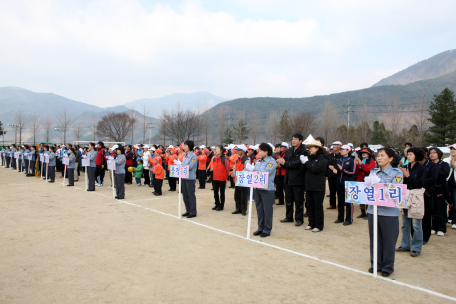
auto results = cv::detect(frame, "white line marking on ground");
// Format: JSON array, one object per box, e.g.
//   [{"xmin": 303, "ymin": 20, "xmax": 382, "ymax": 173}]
[{"xmin": 5, "ymin": 170, "xmax": 456, "ymax": 302}]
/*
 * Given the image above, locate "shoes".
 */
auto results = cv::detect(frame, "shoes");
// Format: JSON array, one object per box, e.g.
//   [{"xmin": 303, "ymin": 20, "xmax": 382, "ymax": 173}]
[
  {"xmin": 137, "ymin": 184, "xmax": 141, "ymax": 186},
  {"xmin": 431, "ymin": 230, "xmax": 436, "ymax": 235},
  {"xmin": 212, "ymin": 206, "xmax": 217, "ymax": 210},
  {"xmin": 216, "ymin": 206, "xmax": 224, "ymax": 211},
  {"xmin": 357, "ymin": 213, "xmax": 366, "ymax": 219},
  {"xmin": 197, "ymin": 187, "xmax": 202, "ymax": 189},
  {"xmin": 96, "ymin": 183, "xmax": 101, "ymax": 186},
  {"xmin": 48, "ymin": 181, "xmax": 54, "ymax": 183},
  {"xmin": 228, "ymin": 186, "xmax": 235, "ymax": 188},
  {"xmin": 232, "ymin": 210, "xmax": 242, "ymax": 214},
  {"xmin": 343, "ymin": 221, "xmax": 352, "ymax": 226},
  {"xmin": 410, "ymin": 251, "xmax": 420, "ymax": 257},
  {"xmin": 334, "ymin": 219, "xmax": 343, "ymax": 223},
  {"xmin": 452, "ymin": 224, "xmax": 456, "ymax": 229},
  {"xmin": 87, "ymin": 189, "xmax": 94, "ymax": 191},
  {"xmin": 382, "ymin": 272, "xmax": 391, "ymax": 277},
  {"xmin": 395, "ymin": 247, "xmax": 410, "ymax": 252},
  {"xmin": 327, "ymin": 206, "xmax": 336, "ymax": 209},
  {"xmin": 312, "ymin": 228, "xmax": 321, "ymax": 232},
  {"xmin": 67, "ymin": 184, "xmax": 73, "ymax": 187},
  {"xmin": 187, "ymin": 214, "xmax": 196, "ymax": 218},
  {"xmin": 108, "ymin": 187, "xmax": 113, "ymax": 190},
  {"xmin": 305, "ymin": 226, "xmax": 312, "ymax": 230},
  {"xmin": 253, "ymin": 230, "xmax": 263, "ymax": 236},
  {"xmin": 295, "ymin": 221, "xmax": 303, "ymax": 227},
  {"xmin": 423, "ymin": 241, "xmax": 427, "ymax": 245},
  {"xmin": 280, "ymin": 218, "xmax": 293, "ymax": 223},
  {"xmin": 182, "ymin": 212, "xmax": 190, "ymax": 217},
  {"xmin": 276, "ymin": 203, "xmax": 284, "ymax": 205},
  {"xmin": 326, "ymin": 195, "xmax": 330, "ymax": 197},
  {"xmin": 153, "ymin": 193, "xmax": 162, "ymax": 196},
  {"xmin": 303, "ymin": 213, "xmax": 308, "ymax": 218},
  {"xmin": 437, "ymin": 231, "xmax": 445, "ymax": 236},
  {"xmin": 260, "ymin": 233, "xmax": 270, "ymax": 238},
  {"xmin": 363, "ymin": 216, "xmax": 368, "ymax": 220},
  {"xmin": 115, "ymin": 196, "xmax": 124, "ymax": 200}
]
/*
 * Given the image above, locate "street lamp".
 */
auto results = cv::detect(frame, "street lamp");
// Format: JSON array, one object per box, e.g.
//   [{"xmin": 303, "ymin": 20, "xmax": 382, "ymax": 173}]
[
  {"xmin": 7, "ymin": 124, "xmax": 20, "ymax": 146},
  {"xmin": 54, "ymin": 127, "xmax": 66, "ymax": 145},
  {"xmin": 0, "ymin": 125, "xmax": 6, "ymax": 147}
]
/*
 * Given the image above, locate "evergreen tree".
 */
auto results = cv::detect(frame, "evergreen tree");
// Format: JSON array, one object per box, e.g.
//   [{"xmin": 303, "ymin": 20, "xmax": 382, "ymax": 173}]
[
  {"xmin": 224, "ymin": 127, "xmax": 234, "ymax": 144},
  {"xmin": 425, "ymin": 88, "xmax": 456, "ymax": 145},
  {"xmin": 0, "ymin": 121, "xmax": 4, "ymax": 136},
  {"xmin": 233, "ymin": 119, "xmax": 251, "ymax": 142},
  {"xmin": 279, "ymin": 110, "xmax": 292, "ymax": 142},
  {"xmin": 371, "ymin": 121, "xmax": 386, "ymax": 145}
]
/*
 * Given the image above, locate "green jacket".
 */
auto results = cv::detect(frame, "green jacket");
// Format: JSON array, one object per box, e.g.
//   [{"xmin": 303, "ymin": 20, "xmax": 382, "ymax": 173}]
[{"xmin": 133, "ymin": 163, "xmax": 144, "ymax": 178}]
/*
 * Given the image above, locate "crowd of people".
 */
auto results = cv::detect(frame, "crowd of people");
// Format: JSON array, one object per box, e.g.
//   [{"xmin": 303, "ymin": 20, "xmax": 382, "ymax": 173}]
[{"xmin": 2, "ymin": 134, "xmax": 456, "ymax": 277}]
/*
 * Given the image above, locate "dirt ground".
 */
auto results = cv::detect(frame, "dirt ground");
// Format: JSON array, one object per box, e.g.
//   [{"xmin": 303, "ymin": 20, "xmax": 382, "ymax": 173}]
[{"xmin": 1, "ymin": 167, "xmax": 455, "ymax": 303}]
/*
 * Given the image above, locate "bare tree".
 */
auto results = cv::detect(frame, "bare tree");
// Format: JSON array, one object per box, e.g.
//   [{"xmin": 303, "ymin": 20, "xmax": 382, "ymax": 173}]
[
  {"xmin": 29, "ymin": 114, "xmax": 42, "ymax": 145},
  {"xmin": 42, "ymin": 117, "xmax": 54, "ymax": 142},
  {"xmin": 383, "ymin": 97, "xmax": 402, "ymax": 147},
  {"xmin": 289, "ymin": 111, "xmax": 318, "ymax": 137},
  {"xmin": 96, "ymin": 112, "xmax": 136, "ymax": 142},
  {"xmin": 14, "ymin": 111, "xmax": 28, "ymax": 145},
  {"xmin": 202, "ymin": 109, "xmax": 210, "ymax": 147},
  {"xmin": 250, "ymin": 112, "xmax": 260, "ymax": 144},
  {"xmin": 71, "ymin": 122, "xmax": 86, "ymax": 142},
  {"xmin": 355, "ymin": 103, "xmax": 373, "ymax": 144},
  {"xmin": 88, "ymin": 116, "xmax": 99, "ymax": 141},
  {"xmin": 320, "ymin": 102, "xmax": 339, "ymax": 144},
  {"xmin": 160, "ymin": 104, "xmax": 202, "ymax": 144},
  {"xmin": 216, "ymin": 106, "xmax": 227, "ymax": 144},
  {"xmin": 140, "ymin": 104, "xmax": 150, "ymax": 144},
  {"xmin": 267, "ymin": 110, "xmax": 280, "ymax": 144},
  {"xmin": 56, "ymin": 108, "xmax": 74, "ymax": 143},
  {"xmin": 411, "ymin": 91, "xmax": 430, "ymax": 146}
]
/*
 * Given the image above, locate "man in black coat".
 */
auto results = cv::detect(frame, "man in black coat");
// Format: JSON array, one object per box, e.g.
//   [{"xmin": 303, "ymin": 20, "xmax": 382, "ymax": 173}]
[
  {"xmin": 327, "ymin": 141, "xmax": 342, "ymax": 209},
  {"xmin": 276, "ymin": 133, "xmax": 308, "ymax": 226}
]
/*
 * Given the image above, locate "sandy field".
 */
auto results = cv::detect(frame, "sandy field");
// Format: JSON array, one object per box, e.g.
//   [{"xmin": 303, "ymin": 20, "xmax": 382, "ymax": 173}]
[{"xmin": 1, "ymin": 167, "xmax": 455, "ymax": 303}]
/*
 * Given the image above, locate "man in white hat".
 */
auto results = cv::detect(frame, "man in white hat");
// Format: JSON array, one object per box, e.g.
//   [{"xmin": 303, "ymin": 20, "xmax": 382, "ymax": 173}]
[{"xmin": 327, "ymin": 141, "xmax": 343, "ymax": 209}]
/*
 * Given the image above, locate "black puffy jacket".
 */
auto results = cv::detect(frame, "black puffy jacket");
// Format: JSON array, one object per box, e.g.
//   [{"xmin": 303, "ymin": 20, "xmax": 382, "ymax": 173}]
[
  {"xmin": 283, "ymin": 144, "xmax": 308, "ymax": 186},
  {"xmin": 302, "ymin": 153, "xmax": 327, "ymax": 192}
]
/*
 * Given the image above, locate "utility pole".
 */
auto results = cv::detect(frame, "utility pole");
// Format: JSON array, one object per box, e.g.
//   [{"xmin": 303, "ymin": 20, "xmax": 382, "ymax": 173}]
[
  {"xmin": 148, "ymin": 122, "xmax": 154, "ymax": 145},
  {"xmin": 341, "ymin": 100, "xmax": 354, "ymax": 140},
  {"xmin": 54, "ymin": 127, "xmax": 65, "ymax": 144},
  {"xmin": 7, "ymin": 124, "xmax": 20, "ymax": 146}
]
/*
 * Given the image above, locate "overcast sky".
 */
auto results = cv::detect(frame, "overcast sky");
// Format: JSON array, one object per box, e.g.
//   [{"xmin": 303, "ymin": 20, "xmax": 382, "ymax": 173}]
[{"xmin": 1, "ymin": 0, "xmax": 455, "ymax": 107}]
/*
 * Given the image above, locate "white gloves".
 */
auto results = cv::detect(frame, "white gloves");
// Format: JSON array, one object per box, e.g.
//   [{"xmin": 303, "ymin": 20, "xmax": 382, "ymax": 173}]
[
  {"xmin": 300, "ymin": 155, "xmax": 308, "ymax": 164},
  {"xmin": 108, "ymin": 156, "xmax": 114, "ymax": 160},
  {"xmin": 174, "ymin": 159, "xmax": 182, "ymax": 165},
  {"xmin": 365, "ymin": 174, "xmax": 381, "ymax": 186},
  {"xmin": 82, "ymin": 155, "xmax": 87, "ymax": 159},
  {"xmin": 245, "ymin": 163, "xmax": 255, "ymax": 172}
]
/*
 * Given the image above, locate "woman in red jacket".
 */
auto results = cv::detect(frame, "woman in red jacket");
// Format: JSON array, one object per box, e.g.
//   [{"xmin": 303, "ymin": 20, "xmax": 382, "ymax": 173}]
[
  {"xmin": 355, "ymin": 148, "xmax": 377, "ymax": 219},
  {"xmin": 210, "ymin": 145, "xmax": 230, "ymax": 211}
]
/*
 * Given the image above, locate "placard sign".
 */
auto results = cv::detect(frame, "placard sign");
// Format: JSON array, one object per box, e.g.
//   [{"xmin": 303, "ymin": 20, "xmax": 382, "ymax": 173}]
[
  {"xmin": 107, "ymin": 159, "xmax": 116, "ymax": 170},
  {"xmin": 82, "ymin": 158, "xmax": 90, "ymax": 167},
  {"xmin": 345, "ymin": 181, "xmax": 407, "ymax": 208},
  {"xmin": 62, "ymin": 157, "xmax": 69, "ymax": 166},
  {"xmin": 28, "ymin": 155, "xmax": 33, "ymax": 161},
  {"xmin": 235, "ymin": 172, "xmax": 269, "ymax": 189},
  {"xmin": 45, "ymin": 155, "xmax": 50, "ymax": 164},
  {"xmin": 14, "ymin": 152, "xmax": 19, "ymax": 159},
  {"xmin": 40, "ymin": 154, "xmax": 44, "ymax": 162},
  {"xmin": 169, "ymin": 165, "xmax": 189, "ymax": 178}
]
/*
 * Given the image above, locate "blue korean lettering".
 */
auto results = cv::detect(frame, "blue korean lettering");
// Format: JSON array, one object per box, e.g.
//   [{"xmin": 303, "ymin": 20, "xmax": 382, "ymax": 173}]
[
  {"xmin": 388, "ymin": 187, "xmax": 402, "ymax": 204},
  {"xmin": 348, "ymin": 185, "xmax": 361, "ymax": 200},
  {"xmin": 363, "ymin": 186, "xmax": 375, "ymax": 202}
]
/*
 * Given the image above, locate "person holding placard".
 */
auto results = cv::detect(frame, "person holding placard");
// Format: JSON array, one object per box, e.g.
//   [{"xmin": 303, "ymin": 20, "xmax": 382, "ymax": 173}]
[
  {"xmin": 114, "ymin": 146, "xmax": 126, "ymax": 199},
  {"xmin": 367, "ymin": 147, "xmax": 403, "ymax": 277},
  {"xmin": 246, "ymin": 143, "xmax": 276, "ymax": 238},
  {"xmin": 86, "ymin": 143, "xmax": 97, "ymax": 191},
  {"xmin": 5, "ymin": 146, "xmax": 11, "ymax": 168},
  {"xmin": 333, "ymin": 145, "xmax": 356, "ymax": 225},
  {"xmin": 67, "ymin": 148, "xmax": 76, "ymax": 186},
  {"xmin": 48, "ymin": 146, "xmax": 56, "ymax": 183},
  {"xmin": 41, "ymin": 146, "xmax": 49, "ymax": 179},
  {"xmin": 301, "ymin": 141, "xmax": 327, "ymax": 232},
  {"xmin": 231, "ymin": 145, "xmax": 250, "ymax": 216},
  {"xmin": 23, "ymin": 146, "xmax": 29, "ymax": 174},
  {"xmin": 28, "ymin": 146, "xmax": 37, "ymax": 177},
  {"xmin": 210, "ymin": 145, "xmax": 230, "ymax": 211},
  {"xmin": 175, "ymin": 140, "xmax": 198, "ymax": 218}
]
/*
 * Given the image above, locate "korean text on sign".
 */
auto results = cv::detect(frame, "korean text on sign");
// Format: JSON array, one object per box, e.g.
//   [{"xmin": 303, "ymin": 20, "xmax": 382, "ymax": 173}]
[
  {"xmin": 235, "ymin": 172, "xmax": 268, "ymax": 189},
  {"xmin": 345, "ymin": 181, "xmax": 407, "ymax": 208},
  {"xmin": 169, "ymin": 165, "xmax": 189, "ymax": 178}
]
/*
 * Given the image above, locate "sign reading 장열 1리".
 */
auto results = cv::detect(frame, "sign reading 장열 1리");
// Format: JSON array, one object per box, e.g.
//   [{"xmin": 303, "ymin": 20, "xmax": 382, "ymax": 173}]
[
  {"xmin": 345, "ymin": 181, "xmax": 407, "ymax": 208},
  {"xmin": 235, "ymin": 172, "xmax": 268, "ymax": 189}
]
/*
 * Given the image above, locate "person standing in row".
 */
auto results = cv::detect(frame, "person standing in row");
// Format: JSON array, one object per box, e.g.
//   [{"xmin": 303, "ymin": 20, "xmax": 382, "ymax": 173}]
[
  {"xmin": 429, "ymin": 147, "xmax": 450, "ymax": 236},
  {"xmin": 125, "ymin": 145, "xmax": 134, "ymax": 184},
  {"xmin": 333, "ymin": 145, "xmax": 356, "ymax": 225},
  {"xmin": 210, "ymin": 145, "xmax": 230, "ymax": 211},
  {"xmin": 141, "ymin": 145, "xmax": 151, "ymax": 187},
  {"xmin": 27, "ymin": 146, "xmax": 37, "ymax": 177},
  {"xmin": 301, "ymin": 141, "xmax": 327, "ymax": 232},
  {"xmin": 397, "ymin": 147, "xmax": 426, "ymax": 257},
  {"xmin": 231, "ymin": 146, "xmax": 250, "ymax": 216},
  {"xmin": 86, "ymin": 143, "xmax": 97, "ymax": 191},
  {"xmin": 277, "ymin": 133, "xmax": 307, "ymax": 227},
  {"xmin": 167, "ymin": 148, "xmax": 177, "ymax": 191},
  {"xmin": 152, "ymin": 158, "xmax": 165, "ymax": 196},
  {"xmin": 48, "ymin": 146, "xmax": 56, "ymax": 183},
  {"xmin": 367, "ymin": 148, "xmax": 403, "ymax": 277},
  {"xmin": 176, "ymin": 140, "xmax": 198, "ymax": 218},
  {"xmin": 197, "ymin": 148, "xmax": 207, "ymax": 189},
  {"xmin": 114, "ymin": 146, "xmax": 126, "ymax": 199},
  {"xmin": 419, "ymin": 151, "xmax": 437, "ymax": 244},
  {"xmin": 67, "ymin": 148, "xmax": 76, "ymax": 187},
  {"xmin": 95, "ymin": 141, "xmax": 106, "ymax": 187},
  {"xmin": 327, "ymin": 141, "xmax": 342, "ymax": 209},
  {"xmin": 5, "ymin": 146, "xmax": 10, "ymax": 168},
  {"xmin": 246, "ymin": 143, "xmax": 277, "ymax": 238},
  {"xmin": 11, "ymin": 144, "xmax": 17, "ymax": 170},
  {"xmin": 274, "ymin": 142, "xmax": 287, "ymax": 206}
]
